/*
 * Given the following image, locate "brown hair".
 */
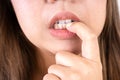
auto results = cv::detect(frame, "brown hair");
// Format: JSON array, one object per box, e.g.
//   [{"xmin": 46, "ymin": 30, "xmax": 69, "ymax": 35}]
[
  {"xmin": 0, "ymin": 0, "xmax": 120, "ymax": 80},
  {"xmin": 0, "ymin": 0, "xmax": 37, "ymax": 80},
  {"xmin": 99, "ymin": 0, "xmax": 120, "ymax": 80}
]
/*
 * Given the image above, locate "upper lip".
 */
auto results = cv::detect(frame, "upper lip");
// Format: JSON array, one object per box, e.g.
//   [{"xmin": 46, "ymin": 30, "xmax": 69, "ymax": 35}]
[{"xmin": 49, "ymin": 11, "xmax": 80, "ymax": 28}]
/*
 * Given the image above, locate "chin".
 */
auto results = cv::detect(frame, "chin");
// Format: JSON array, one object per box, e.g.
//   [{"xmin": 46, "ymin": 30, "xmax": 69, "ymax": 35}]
[
  {"xmin": 37, "ymin": 38, "xmax": 82, "ymax": 55},
  {"xmin": 48, "ymin": 44, "xmax": 81, "ymax": 54}
]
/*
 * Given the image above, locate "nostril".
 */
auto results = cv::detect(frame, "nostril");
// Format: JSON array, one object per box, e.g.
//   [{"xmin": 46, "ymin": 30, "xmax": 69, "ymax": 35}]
[
  {"xmin": 46, "ymin": 0, "xmax": 75, "ymax": 3},
  {"xmin": 47, "ymin": 0, "xmax": 55, "ymax": 3},
  {"xmin": 47, "ymin": 0, "xmax": 65, "ymax": 3}
]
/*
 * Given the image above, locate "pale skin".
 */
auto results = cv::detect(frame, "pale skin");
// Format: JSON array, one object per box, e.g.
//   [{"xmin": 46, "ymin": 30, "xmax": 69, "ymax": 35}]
[
  {"xmin": 43, "ymin": 23, "xmax": 102, "ymax": 80},
  {"xmin": 11, "ymin": 0, "xmax": 106, "ymax": 80}
]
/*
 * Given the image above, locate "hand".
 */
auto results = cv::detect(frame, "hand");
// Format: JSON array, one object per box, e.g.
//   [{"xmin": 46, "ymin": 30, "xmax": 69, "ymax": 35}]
[{"xmin": 43, "ymin": 22, "xmax": 103, "ymax": 80}]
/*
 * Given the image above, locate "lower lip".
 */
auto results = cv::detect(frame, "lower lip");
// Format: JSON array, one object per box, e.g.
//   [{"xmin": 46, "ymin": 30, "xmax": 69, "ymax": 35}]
[{"xmin": 49, "ymin": 28, "xmax": 76, "ymax": 39}]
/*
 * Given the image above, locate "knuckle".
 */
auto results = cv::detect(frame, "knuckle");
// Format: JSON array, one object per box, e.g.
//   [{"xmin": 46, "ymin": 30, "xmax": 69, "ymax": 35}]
[
  {"xmin": 84, "ymin": 67, "xmax": 93, "ymax": 75},
  {"xmin": 70, "ymin": 71, "xmax": 81, "ymax": 80},
  {"xmin": 43, "ymin": 73, "xmax": 60, "ymax": 80},
  {"xmin": 55, "ymin": 52, "xmax": 61, "ymax": 59},
  {"xmin": 48, "ymin": 64, "xmax": 61, "ymax": 73},
  {"xmin": 48, "ymin": 64, "xmax": 57, "ymax": 71},
  {"xmin": 96, "ymin": 62, "xmax": 103, "ymax": 71},
  {"xmin": 43, "ymin": 74, "xmax": 51, "ymax": 80},
  {"xmin": 87, "ymin": 62, "xmax": 102, "ymax": 75}
]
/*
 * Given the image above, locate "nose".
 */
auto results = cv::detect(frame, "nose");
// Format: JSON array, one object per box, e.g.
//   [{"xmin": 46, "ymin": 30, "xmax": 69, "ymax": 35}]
[
  {"xmin": 47, "ymin": 0, "xmax": 65, "ymax": 3},
  {"xmin": 47, "ymin": 0, "xmax": 55, "ymax": 3},
  {"xmin": 47, "ymin": 0, "xmax": 75, "ymax": 3}
]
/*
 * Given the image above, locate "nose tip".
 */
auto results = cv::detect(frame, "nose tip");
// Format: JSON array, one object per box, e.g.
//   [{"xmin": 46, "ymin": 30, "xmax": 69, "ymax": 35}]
[
  {"xmin": 47, "ymin": 0, "xmax": 65, "ymax": 3},
  {"xmin": 47, "ymin": 0, "xmax": 55, "ymax": 3}
]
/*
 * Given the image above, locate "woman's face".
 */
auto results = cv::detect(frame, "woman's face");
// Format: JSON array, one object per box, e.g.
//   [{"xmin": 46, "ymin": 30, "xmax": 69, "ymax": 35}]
[{"xmin": 11, "ymin": 0, "xmax": 106, "ymax": 54}]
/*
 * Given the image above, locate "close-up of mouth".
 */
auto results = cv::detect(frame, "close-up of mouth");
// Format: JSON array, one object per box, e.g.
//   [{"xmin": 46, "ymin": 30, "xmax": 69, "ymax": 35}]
[{"xmin": 49, "ymin": 11, "xmax": 80, "ymax": 39}]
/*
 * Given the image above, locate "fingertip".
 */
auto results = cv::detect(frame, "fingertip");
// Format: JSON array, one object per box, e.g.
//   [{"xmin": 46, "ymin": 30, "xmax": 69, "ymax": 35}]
[
  {"xmin": 66, "ymin": 22, "xmax": 82, "ymax": 33},
  {"xmin": 66, "ymin": 23, "xmax": 73, "ymax": 32}
]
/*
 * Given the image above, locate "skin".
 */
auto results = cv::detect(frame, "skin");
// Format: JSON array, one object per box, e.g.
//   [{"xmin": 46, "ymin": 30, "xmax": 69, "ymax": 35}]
[{"xmin": 11, "ymin": 0, "xmax": 106, "ymax": 80}]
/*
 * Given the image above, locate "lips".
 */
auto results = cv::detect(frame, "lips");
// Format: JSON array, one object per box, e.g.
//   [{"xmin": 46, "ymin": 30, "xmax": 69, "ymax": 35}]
[
  {"xmin": 49, "ymin": 11, "xmax": 80, "ymax": 39},
  {"xmin": 49, "ymin": 11, "xmax": 80, "ymax": 29}
]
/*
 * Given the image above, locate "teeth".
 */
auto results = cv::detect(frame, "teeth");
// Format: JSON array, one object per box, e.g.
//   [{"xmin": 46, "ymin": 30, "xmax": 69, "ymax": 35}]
[
  {"xmin": 56, "ymin": 19, "xmax": 74, "ymax": 24},
  {"xmin": 54, "ymin": 19, "xmax": 74, "ymax": 29},
  {"xmin": 54, "ymin": 24, "xmax": 66, "ymax": 29},
  {"xmin": 65, "ymin": 20, "xmax": 74, "ymax": 24}
]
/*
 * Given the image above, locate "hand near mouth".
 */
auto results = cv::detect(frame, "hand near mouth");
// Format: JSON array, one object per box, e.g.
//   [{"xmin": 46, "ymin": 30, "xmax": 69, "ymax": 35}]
[{"xmin": 43, "ymin": 22, "xmax": 103, "ymax": 80}]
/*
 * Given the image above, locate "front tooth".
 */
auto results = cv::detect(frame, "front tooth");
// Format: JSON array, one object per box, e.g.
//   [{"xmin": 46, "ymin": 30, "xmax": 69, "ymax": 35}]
[
  {"xmin": 66, "ymin": 19, "xmax": 73, "ymax": 24},
  {"xmin": 62, "ymin": 24, "xmax": 66, "ymax": 29},
  {"xmin": 56, "ymin": 19, "xmax": 74, "ymax": 24},
  {"xmin": 54, "ymin": 24, "xmax": 66, "ymax": 29},
  {"xmin": 54, "ymin": 19, "xmax": 74, "ymax": 29},
  {"xmin": 58, "ymin": 20, "xmax": 66, "ymax": 24}
]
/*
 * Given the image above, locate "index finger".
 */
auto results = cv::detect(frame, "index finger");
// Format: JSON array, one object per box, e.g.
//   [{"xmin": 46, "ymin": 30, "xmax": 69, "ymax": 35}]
[{"xmin": 66, "ymin": 22, "xmax": 101, "ymax": 62}]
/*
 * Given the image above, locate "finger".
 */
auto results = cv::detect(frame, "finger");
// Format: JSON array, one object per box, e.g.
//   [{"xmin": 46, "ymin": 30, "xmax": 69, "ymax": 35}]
[
  {"xmin": 48, "ymin": 64, "xmax": 71, "ymax": 79},
  {"xmin": 55, "ymin": 51, "xmax": 86, "ymax": 67},
  {"xmin": 43, "ymin": 73, "xmax": 60, "ymax": 80},
  {"xmin": 66, "ymin": 22, "xmax": 100, "ymax": 62},
  {"xmin": 48, "ymin": 64, "xmax": 83, "ymax": 80}
]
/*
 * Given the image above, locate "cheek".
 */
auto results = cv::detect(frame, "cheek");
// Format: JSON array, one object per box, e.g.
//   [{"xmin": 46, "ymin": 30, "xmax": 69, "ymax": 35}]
[
  {"xmin": 85, "ymin": 0, "xmax": 107, "ymax": 36},
  {"xmin": 11, "ymin": 1, "xmax": 42, "ymax": 27},
  {"xmin": 88, "ymin": 12, "xmax": 106, "ymax": 37},
  {"xmin": 11, "ymin": 0, "xmax": 45, "ymax": 42}
]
